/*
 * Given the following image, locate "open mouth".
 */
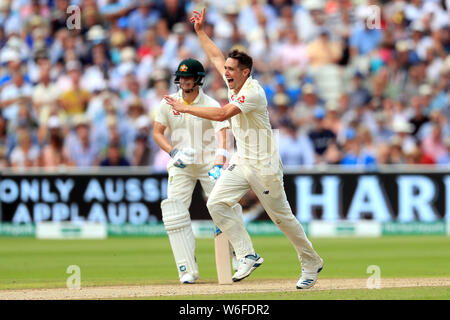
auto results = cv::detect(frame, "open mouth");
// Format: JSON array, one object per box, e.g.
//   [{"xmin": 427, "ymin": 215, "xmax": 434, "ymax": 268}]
[{"xmin": 227, "ymin": 78, "xmax": 234, "ymax": 86}]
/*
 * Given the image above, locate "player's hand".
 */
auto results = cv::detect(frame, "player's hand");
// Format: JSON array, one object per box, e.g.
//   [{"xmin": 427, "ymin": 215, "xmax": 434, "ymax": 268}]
[
  {"xmin": 164, "ymin": 95, "xmax": 187, "ymax": 113},
  {"xmin": 170, "ymin": 148, "xmax": 196, "ymax": 168},
  {"xmin": 209, "ymin": 165, "xmax": 223, "ymax": 181},
  {"xmin": 190, "ymin": 8, "xmax": 206, "ymax": 33}
]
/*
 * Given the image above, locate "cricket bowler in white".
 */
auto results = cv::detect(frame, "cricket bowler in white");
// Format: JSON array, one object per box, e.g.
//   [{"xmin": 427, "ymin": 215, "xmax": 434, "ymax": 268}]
[
  {"xmin": 164, "ymin": 8, "xmax": 324, "ymax": 289},
  {"xmin": 153, "ymin": 58, "xmax": 240, "ymax": 284}
]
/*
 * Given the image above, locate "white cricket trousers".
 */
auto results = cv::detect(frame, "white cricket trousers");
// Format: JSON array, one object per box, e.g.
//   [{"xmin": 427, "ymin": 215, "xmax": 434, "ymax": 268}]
[
  {"xmin": 167, "ymin": 163, "xmax": 215, "ymax": 206},
  {"xmin": 206, "ymin": 161, "xmax": 322, "ymax": 270}
]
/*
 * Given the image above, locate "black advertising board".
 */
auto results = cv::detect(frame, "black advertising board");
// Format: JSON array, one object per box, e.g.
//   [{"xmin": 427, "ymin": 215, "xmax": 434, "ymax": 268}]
[{"xmin": 0, "ymin": 168, "xmax": 449, "ymax": 223}]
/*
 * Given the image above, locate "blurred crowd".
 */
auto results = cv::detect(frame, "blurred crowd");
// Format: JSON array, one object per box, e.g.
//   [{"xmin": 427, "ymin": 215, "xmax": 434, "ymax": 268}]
[{"xmin": 0, "ymin": 0, "xmax": 448, "ymax": 171}]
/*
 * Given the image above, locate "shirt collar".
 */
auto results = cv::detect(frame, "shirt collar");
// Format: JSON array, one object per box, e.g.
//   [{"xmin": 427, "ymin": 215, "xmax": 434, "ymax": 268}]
[{"xmin": 233, "ymin": 76, "xmax": 252, "ymax": 95}]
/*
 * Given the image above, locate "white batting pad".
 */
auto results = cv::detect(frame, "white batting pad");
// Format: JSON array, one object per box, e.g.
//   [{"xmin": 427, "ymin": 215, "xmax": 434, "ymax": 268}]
[{"xmin": 161, "ymin": 199, "xmax": 198, "ymax": 278}]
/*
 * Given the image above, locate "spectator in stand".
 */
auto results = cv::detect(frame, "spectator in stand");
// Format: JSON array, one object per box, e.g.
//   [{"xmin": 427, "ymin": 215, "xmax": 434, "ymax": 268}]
[
  {"xmin": 308, "ymin": 107, "xmax": 337, "ymax": 163},
  {"xmin": 295, "ymin": 0, "xmax": 328, "ymax": 43},
  {"xmin": 306, "ymin": 28, "xmax": 342, "ymax": 66},
  {"xmin": 132, "ymin": 132, "xmax": 153, "ymax": 166},
  {"xmin": 0, "ymin": 145, "xmax": 7, "ymax": 168},
  {"xmin": 59, "ymin": 60, "xmax": 91, "ymax": 119},
  {"xmin": 0, "ymin": 69, "xmax": 33, "ymax": 121},
  {"xmin": 348, "ymin": 71, "xmax": 372, "ymax": 110},
  {"xmin": 388, "ymin": 136, "xmax": 406, "ymax": 164},
  {"xmin": 136, "ymin": 27, "xmax": 163, "ymax": 62},
  {"xmin": 158, "ymin": 0, "xmax": 188, "ymax": 31},
  {"xmin": 38, "ymin": 116, "xmax": 73, "ymax": 168},
  {"xmin": 237, "ymin": 0, "xmax": 277, "ymax": 43},
  {"xmin": 408, "ymin": 95, "xmax": 429, "ymax": 138},
  {"xmin": 339, "ymin": 128, "xmax": 361, "ymax": 166},
  {"xmin": 274, "ymin": 26, "xmax": 309, "ymax": 73},
  {"xmin": 127, "ymin": 0, "xmax": 160, "ymax": 40},
  {"xmin": 322, "ymin": 99, "xmax": 344, "ymax": 136},
  {"xmin": 373, "ymin": 111, "xmax": 394, "ymax": 144},
  {"xmin": 278, "ymin": 118, "xmax": 315, "ymax": 167},
  {"xmin": 349, "ymin": 9, "xmax": 383, "ymax": 57},
  {"xmin": 132, "ymin": 114, "xmax": 158, "ymax": 161},
  {"xmin": 8, "ymin": 100, "xmax": 39, "ymax": 142},
  {"xmin": 292, "ymin": 83, "xmax": 323, "ymax": 135},
  {"xmin": 437, "ymin": 137, "xmax": 450, "ymax": 165},
  {"xmin": 145, "ymin": 69, "xmax": 171, "ymax": 118},
  {"xmin": 99, "ymin": 141, "xmax": 131, "ymax": 166},
  {"xmin": 357, "ymin": 125, "xmax": 377, "ymax": 163},
  {"xmin": 0, "ymin": 114, "xmax": 9, "ymax": 158},
  {"xmin": 9, "ymin": 129, "xmax": 40, "ymax": 168},
  {"xmin": 82, "ymin": 38, "xmax": 111, "ymax": 92},
  {"xmin": 64, "ymin": 115, "xmax": 99, "ymax": 167},
  {"xmin": 269, "ymin": 92, "xmax": 292, "ymax": 129},
  {"xmin": 421, "ymin": 123, "xmax": 447, "ymax": 163},
  {"xmin": 391, "ymin": 119, "xmax": 417, "ymax": 155},
  {"xmin": 376, "ymin": 142, "xmax": 391, "ymax": 165},
  {"xmin": 32, "ymin": 57, "xmax": 63, "ymax": 124},
  {"xmin": 417, "ymin": 109, "xmax": 449, "ymax": 142},
  {"xmin": 159, "ymin": 22, "xmax": 203, "ymax": 70}
]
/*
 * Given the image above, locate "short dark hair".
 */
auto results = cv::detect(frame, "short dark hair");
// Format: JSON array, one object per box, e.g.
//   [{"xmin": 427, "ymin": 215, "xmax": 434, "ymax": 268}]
[{"xmin": 228, "ymin": 50, "xmax": 252, "ymax": 73}]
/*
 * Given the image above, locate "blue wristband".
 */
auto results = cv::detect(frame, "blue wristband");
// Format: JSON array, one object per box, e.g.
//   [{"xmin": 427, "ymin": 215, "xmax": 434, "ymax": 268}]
[{"xmin": 169, "ymin": 148, "xmax": 178, "ymax": 158}]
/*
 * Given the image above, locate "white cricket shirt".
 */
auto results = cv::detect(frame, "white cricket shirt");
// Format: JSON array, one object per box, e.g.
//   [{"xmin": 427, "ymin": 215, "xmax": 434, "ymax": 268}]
[
  {"xmin": 155, "ymin": 88, "xmax": 229, "ymax": 164},
  {"xmin": 224, "ymin": 75, "xmax": 280, "ymax": 167}
]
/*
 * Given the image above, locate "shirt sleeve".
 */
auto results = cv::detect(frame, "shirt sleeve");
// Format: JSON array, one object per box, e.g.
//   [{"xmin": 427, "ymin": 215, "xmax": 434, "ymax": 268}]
[
  {"xmin": 154, "ymin": 99, "xmax": 169, "ymax": 127},
  {"xmin": 229, "ymin": 86, "xmax": 264, "ymax": 114}
]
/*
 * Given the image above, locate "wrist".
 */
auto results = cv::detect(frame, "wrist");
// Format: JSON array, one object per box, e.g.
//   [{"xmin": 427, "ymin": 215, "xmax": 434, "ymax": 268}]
[
  {"xmin": 216, "ymin": 148, "xmax": 229, "ymax": 158},
  {"xmin": 169, "ymin": 148, "xmax": 178, "ymax": 158}
]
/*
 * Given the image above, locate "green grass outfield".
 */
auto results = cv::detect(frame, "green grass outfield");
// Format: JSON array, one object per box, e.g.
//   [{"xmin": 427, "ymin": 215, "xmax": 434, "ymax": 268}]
[{"xmin": 0, "ymin": 236, "xmax": 449, "ymax": 299}]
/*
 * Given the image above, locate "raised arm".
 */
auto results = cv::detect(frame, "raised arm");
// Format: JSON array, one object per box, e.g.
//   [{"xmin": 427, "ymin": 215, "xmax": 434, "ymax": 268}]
[{"xmin": 190, "ymin": 8, "xmax": 225, "ymax": 75}]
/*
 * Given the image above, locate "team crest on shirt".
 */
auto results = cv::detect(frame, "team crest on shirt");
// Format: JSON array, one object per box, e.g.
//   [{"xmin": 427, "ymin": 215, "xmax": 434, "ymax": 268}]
[
  {"xmin": 171, "ymin": 107, "xmax": 181, "ymax": 116},
  {"xmin": 179, "ymin": 64, "xmax": 188, "ymax": 72},
  {"xmin": 231, "ymin": 95, "xmax": 245, "ymax": 105},
  {"xmin": 236, "ymin": 96, "xmax": 246, "ymax": 103}
]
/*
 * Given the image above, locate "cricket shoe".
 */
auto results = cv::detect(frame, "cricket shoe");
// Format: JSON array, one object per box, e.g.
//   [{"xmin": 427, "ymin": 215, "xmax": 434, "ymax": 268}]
[
  {"xmin": 296, "ymin": 258, "xmax": 324, "ymax": 289},
  {"xmin": 180, "ymin": 272, "xmax": 199, "ymax": 284},
  {"xmin": 232, "ymin": 253, "xmax": 264, "ymax": 282}
]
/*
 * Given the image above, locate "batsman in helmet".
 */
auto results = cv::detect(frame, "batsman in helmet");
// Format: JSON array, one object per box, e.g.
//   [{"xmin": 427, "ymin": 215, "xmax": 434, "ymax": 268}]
[{"xmin": 153, "ymin": 58, "xmax": 241, "ymax": 283}]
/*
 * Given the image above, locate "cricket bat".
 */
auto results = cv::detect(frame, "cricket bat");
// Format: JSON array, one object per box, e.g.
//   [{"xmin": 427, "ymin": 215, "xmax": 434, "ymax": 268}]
[{"xmin": 214, "ymin": 225, "xmax": 233, "ymax": 284}]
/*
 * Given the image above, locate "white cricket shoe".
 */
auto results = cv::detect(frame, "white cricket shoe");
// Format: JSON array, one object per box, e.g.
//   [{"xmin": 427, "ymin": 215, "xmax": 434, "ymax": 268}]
[
  {"xmin": 232, "ymin": 253, "xmax": 264, "ymax": 282},
  {"xmin": 296, "ymin": 258, "xmax": 324, "ymax": 289},
  {"xmin": 180, "ymin": 273, "xmax": 199, "ymax": 284}
]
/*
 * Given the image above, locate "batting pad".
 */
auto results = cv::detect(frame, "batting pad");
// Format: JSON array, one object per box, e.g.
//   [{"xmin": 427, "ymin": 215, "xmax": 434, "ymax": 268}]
[{"xmin": 161, "ymin": 199, "xmax": 198, "ymax": 278}]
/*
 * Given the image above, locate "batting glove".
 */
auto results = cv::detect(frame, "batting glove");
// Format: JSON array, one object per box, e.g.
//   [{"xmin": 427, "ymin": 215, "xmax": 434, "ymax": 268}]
[
  {"xmin": 209, "ymin": 165, "xmax": 223, "ymax": 180},
  {"xmin": 170, "ymin": 148, "xmax": 195, "ymax": 168}
]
